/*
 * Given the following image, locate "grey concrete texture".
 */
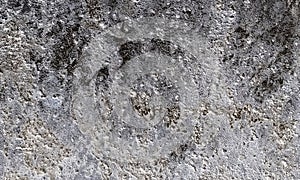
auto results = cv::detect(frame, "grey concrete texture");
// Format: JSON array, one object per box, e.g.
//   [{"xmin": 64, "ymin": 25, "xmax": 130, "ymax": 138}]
[{"xmin": 0, "ymin": 0, "xmax": 299, "ymax": 179}]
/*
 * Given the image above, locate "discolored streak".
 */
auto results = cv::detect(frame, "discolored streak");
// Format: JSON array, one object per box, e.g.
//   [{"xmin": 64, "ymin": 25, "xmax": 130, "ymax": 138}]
[
  {"xmin": 118, "ymin": 38, "xmax": 190, "ymax": 67},
  {"xmin": 95, "ymin": 66, "xmax": 110, "ymax": 91}
]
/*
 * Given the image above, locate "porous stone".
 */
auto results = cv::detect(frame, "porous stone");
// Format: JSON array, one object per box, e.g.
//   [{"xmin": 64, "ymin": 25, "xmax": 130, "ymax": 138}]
[{"xmin": 0, "ymin": 0, "xmax": 299, "ymax": 179}]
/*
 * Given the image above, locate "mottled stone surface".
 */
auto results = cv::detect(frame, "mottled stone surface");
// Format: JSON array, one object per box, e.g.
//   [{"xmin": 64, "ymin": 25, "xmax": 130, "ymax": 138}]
[{"xmin": 0, "ymin": 0, "xmax": 299, "ymax": 179}]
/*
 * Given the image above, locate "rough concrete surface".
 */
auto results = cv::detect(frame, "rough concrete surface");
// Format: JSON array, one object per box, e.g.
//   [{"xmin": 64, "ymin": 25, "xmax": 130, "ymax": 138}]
[{"xmin": 0, "ymin": 0, "xmax": 300, "ymax": 179}]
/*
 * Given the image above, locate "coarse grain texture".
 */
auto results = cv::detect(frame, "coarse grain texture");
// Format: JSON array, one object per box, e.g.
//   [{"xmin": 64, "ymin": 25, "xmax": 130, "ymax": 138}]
[{"xmin": 0, "ymin": 0, "xmax": 299, "ymax": 179}]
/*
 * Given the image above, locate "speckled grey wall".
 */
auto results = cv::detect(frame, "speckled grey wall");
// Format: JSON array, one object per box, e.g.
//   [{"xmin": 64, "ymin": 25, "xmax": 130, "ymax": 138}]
[{"xmin": 0, "ymin": 0, "xmax": 299, "ymax": 179}]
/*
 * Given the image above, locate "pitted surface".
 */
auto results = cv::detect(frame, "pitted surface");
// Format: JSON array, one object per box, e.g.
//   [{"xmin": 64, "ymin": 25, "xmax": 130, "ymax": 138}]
[{"xmin": 1, "ymin": 0, "xmax": 299, "ymax": 179}]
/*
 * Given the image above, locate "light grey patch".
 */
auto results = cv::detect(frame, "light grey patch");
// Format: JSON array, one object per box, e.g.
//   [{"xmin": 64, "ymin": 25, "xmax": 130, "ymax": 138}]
[{"xmin": 72, "ymin": 17, "xmax": 223, "ymax": 164}]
